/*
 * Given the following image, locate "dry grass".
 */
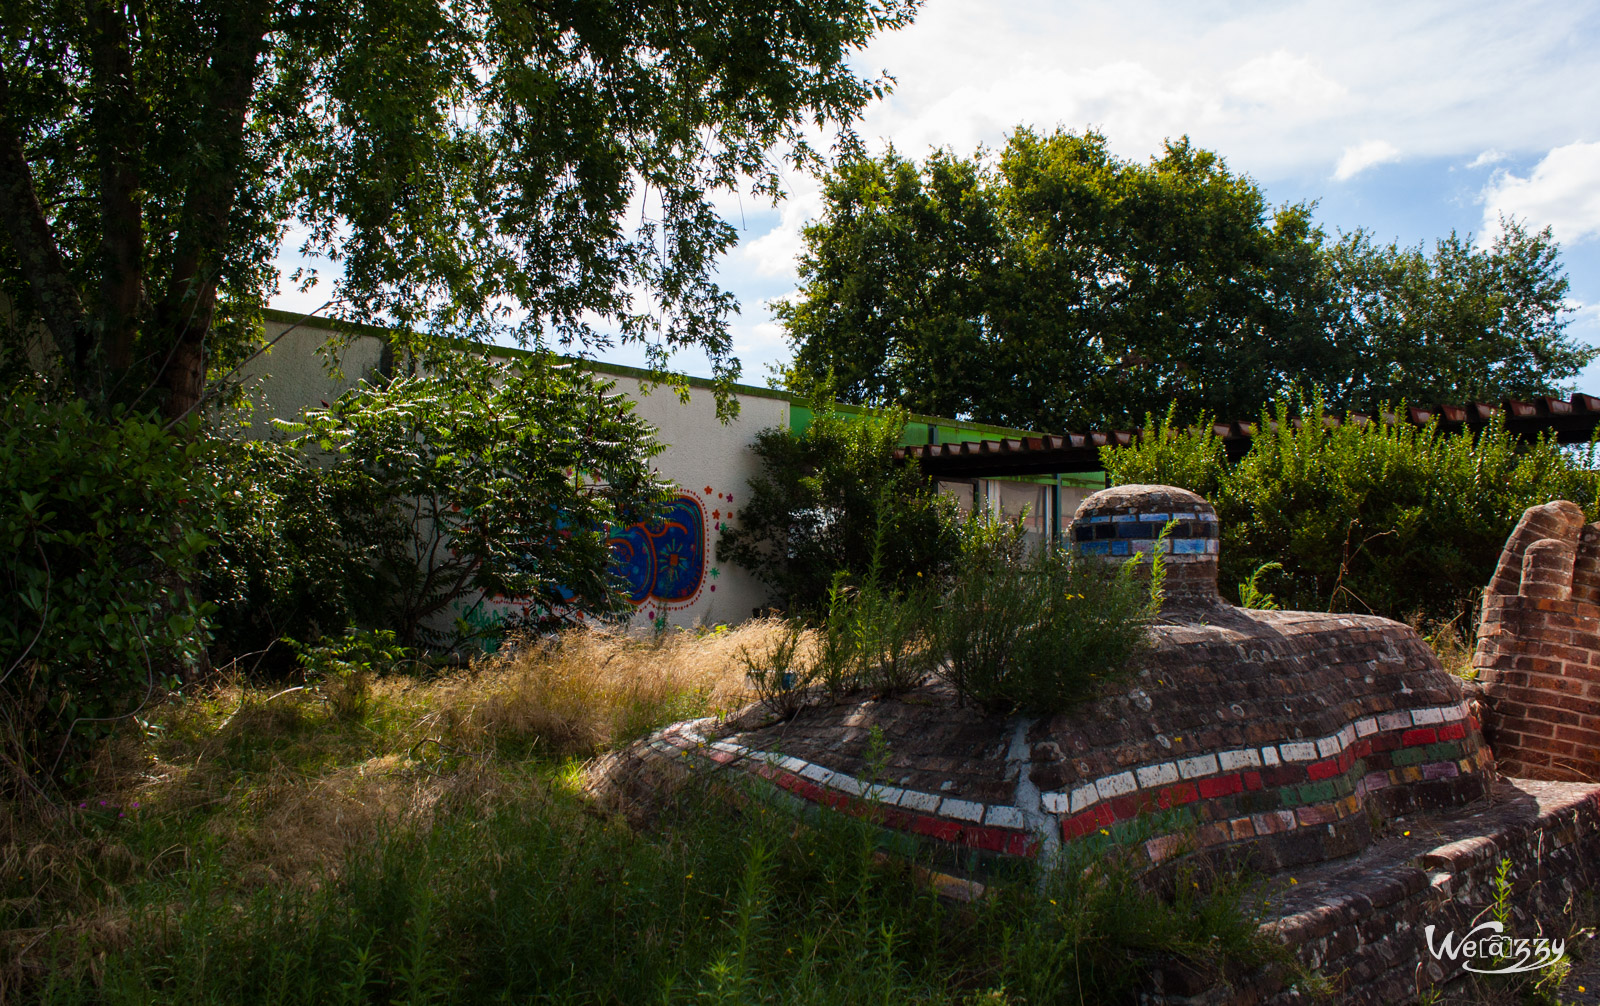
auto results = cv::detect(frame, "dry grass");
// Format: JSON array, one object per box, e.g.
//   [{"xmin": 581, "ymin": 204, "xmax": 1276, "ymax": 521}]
[
  {"xmin": 0, "ymin": 621, "xmax": 781, "ymax": 997},
  {"xmin": 427, "ymin": 619, "xmax": 785, "ymax": 758}
]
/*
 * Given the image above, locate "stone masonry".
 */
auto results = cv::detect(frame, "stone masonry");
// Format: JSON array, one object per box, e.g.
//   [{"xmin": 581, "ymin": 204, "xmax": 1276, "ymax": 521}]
[
  {"xmin": 588, "ymin": 486, "xmax": 1600, "ymax": 1003},
  {"xmin": 1474, "ymin": 500, "xmax": 1600, "ymax": 781}
]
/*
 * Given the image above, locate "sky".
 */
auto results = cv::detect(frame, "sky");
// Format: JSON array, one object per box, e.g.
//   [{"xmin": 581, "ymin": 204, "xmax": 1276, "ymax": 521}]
[{"xmin": 270, "ymin": 0, "xmax": 1600, "ymax": 394}]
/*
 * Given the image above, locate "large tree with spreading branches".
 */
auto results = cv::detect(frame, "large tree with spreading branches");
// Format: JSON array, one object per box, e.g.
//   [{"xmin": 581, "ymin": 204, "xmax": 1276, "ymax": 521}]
[{"xmin": 0, "ymin": 0, "xmax": 918, "ymax": 417}]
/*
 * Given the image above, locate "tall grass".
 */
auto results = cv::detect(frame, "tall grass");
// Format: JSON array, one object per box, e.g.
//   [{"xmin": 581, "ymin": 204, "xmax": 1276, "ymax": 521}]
[
  {"xmin": 6, "ymin": 623, "xmax": 1284, "ymax": 1004},
  {"xmin": 26, "ymin": 777, "xmax": 1281, "ymax": 1006}
]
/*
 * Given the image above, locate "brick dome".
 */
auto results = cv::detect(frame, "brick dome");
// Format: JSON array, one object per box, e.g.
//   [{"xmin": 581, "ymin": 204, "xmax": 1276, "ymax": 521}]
[{"xmin": 1069, "ymin": 483, "xmax": 1220, "ymax": 608}]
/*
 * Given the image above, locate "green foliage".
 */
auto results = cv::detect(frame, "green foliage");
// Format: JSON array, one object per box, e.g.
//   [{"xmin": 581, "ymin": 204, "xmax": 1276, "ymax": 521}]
[
  {"xmin": 1238, "ymin": 563, "xmax": 1284, "ymax": 611},
  {"xmin": 33, "ymin": 774, "xmax": 1280, "ymax": 1006},
  {"xmin": 1, "ymin": 0, "xmax": 918, "ymax": 418},
  {"xmin": 1103, "ymin": 396, "xmax": 1600, "ymax": 622},
  {"xmin": 1326, "ymin": 219, "xmax": 1595, "ymax": 405},
  {"xmin": 287, "ymin": 629, "xmax": 413, "ymax": 723},
  {"xmin": 779, "ymin": 129, "xmax": 1337, "ymax": 430},
  {"xmin": 0, "ymin": 394, "xmax": 214, "ymax": 788},
  {"xmin": 780, "ymin": 130, "xmax": 1592, "ymax": 431},
  {"xmin": 274, "ymin": 351, "xmax": 671, "ymax": 651},
  {"xmin": 199, "ymin": 438, "xmax": 388, "ymax": 671},
  {"xmin": 717, "ymin": 402, "xmax": 961, "ymax": 613},
  {"xmin": 851, "ymin": 578, "xmax": 938, "ymax": 695},
  {"xmin": 934, "ymin": 512, "xmax": 1159, "ymax": 714}
]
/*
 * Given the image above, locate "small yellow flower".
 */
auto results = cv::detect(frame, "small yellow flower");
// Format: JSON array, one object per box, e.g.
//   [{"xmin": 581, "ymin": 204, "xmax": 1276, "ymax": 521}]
[
  {"xmin": 1099, "ymin": 828, "xmax": 1109, "ymax": 835},
  {"xmin": 1289, "ymin": 878, "xmax": 1298, "ymax": 885},
  {"xmin": 1403, "ymin": 830, "xmax": 1411, "ymax": 837}
]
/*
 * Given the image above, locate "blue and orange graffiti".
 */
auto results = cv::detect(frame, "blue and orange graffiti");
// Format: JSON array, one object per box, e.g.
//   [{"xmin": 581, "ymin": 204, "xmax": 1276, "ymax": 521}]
[{"xmin": 607, "ymin": 494, "xmax": 706, "ymax": 606}]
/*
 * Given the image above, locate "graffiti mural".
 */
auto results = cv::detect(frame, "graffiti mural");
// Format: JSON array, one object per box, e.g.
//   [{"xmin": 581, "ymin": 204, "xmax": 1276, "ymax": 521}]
[{"xmin": 608, "ymin": 494, "xmax": 707, "ymax": 608}]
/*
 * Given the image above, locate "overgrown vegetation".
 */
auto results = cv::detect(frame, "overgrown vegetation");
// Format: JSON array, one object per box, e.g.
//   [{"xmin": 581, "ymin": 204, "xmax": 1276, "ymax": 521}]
[
  {"xmin": 4, "ymin": 625, "xmax": 1284, "ymax": 1006},
  {"xmin": 3, "ymin": 349, "xmax": 670, "ymax": 790},
  {"xmin": 935, "ymin": 513, "xmax": 1162, "ymax": 714},
  {"xmin": 1, "ymin": 395, "xmax": 215, "ymax": 790},
  {"xmin": 737, "ymin": 512, "xmax": 1161, "ymax": 716},
  {"xmin": 1103, "ymin": 397, "xmax": 1600, "ymax": 624},
  {"xmin": 717, "ymin": 399, "xmax": 961, "ymax": 613}
]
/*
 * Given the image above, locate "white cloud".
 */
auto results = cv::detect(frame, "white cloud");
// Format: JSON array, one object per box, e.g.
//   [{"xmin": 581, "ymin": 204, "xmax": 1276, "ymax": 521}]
[
  {"xmin": 1468, "ymin": 149, "xmax": 1507, "ymax": 169},
  {"xmin": 1481, "ymin": 141, "xmax": 1600, "ymax": 245},
  {"xmin": 1333, "ymin": 140, "xmax": 1401, "ymax": 181},
  {"xmin": 1224, "ymin": 50, "xmax": 1347, "ymax": 111}
]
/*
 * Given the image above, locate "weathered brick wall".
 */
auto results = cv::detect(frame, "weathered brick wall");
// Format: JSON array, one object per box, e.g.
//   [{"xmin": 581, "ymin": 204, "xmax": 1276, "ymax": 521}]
[
  {"xmin": 1474, "ymin": 500, "xmax": 1600, "ymax": 782},
  {"xmin": 1145, "ymin": 780, "xmax": 1600, "ymax": 1005}
]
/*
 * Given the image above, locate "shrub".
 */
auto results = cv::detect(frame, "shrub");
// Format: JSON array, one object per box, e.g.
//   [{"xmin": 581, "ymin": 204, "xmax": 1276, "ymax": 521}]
[
  {"xmin": 716, "ymin": 400, "xmax": 961, "ymax": 614},
  {"xmin": 1104, "ymin": 396, "xmax": 1600, "ymax": 622},
  {"xmin": 0, "ymin": 394, "xmax": 214, "ymax": 789},
  {"xmin": 199, "ymin": 438, "xmax": 389, "ymax": 672},
  {"xmin": 934, "ymin": 513, "xmax": 1159, "ymax": 714},
  {"xmin": 272, "ymin": 349, "xmax": 671, "ymax": 652}
]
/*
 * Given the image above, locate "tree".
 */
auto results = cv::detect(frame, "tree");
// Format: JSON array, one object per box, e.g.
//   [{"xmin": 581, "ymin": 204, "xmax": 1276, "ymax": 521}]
[
  {"xmin": 779, "ymin": 128, "xmax": 1338, "ymax": 430},
  {"xmin": 270, "ymin": 350, "xmax": 671, "ymax": 650},
  {"xmin": 0, "ymin": 0, "xmax": 918, "ymax": 418},
  {"xmin": 1324, "ymin": 218, "xmax": 1594, "ymax": 406},
  {"xmin": 781, "ymin": 129, "xmax": 1594, "ymax": 432}
]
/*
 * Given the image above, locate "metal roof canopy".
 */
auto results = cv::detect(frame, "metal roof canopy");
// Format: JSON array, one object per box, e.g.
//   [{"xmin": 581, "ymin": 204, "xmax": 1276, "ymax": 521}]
[{"xmin": 895, "ymin": 395, "xmax": 1600, "ymax": 479}]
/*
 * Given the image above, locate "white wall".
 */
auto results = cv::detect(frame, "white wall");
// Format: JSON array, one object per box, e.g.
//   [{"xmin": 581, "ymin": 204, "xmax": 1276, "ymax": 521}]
[
  {"xmin": 617, "ymin": 379, "xmax": 789, "ymax": 629},
  {"xmin": 241, "ymin": 319, "xmax": 784, "ymax": 631}
]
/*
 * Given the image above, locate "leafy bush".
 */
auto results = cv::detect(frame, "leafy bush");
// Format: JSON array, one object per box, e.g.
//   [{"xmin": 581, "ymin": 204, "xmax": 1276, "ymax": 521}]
[
  {"xmin": 1104, "ymin": 397, "xmax": 1600, "ymax": 622},
  {"xmin": 716, "ymin": 401, "xmax": 960, "ymax": 613},
  {"xmin": 934, "ymin": 513, "xmax": 1160, "ymax": 714},
  {"xmin": 269, "ymin": 350, "xmax": 671, "ymax": 652},
  {"xmin": 200, "ymin": 438, "xmax": 389, "ymax": 672},
  {"xmin": 0, "ymin": 394, "xmax": 215, "ymax": 788}
]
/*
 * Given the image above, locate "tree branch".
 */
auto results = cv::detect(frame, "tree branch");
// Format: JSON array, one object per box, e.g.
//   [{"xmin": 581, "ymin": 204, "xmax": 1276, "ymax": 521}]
[
  {"xmin": 0, "ymin": 61, "xmax": 88, "ymax": 381},
  {"xmin": 156, "ymin": 1, "xmax": 268, "ymax": 419},
  {"xmin": 89, "ymin": 0, "xmax": 144, "ymax": 375}
]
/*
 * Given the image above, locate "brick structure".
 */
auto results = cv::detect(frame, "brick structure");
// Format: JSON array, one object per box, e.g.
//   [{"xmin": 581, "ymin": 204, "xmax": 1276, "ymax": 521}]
[
  {"xmin": 1473, "ymin": 500, "xmax": 1600, "ymax": 782},
  {"xmin": 588, "ymin": 485, "xmax": 1600, "ymax": 1003},
  {"xmin": 591, "ymin": 484, "xmax": 1490, "ymax": 875}
]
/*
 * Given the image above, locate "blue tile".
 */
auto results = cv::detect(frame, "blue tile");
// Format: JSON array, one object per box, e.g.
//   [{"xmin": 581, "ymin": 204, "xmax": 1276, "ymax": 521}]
[
  {"xmin": 1077, "ymin": 541, "xmax": 1111, "ymax": 555},
  {"xmin": 1110, "ymin": 540, "xmax": 1131, "ymax": 555}
]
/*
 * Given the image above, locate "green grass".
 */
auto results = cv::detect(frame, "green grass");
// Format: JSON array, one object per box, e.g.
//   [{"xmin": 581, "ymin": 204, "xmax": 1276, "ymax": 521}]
[{"xmin": 6, "ymin": 634, "xmax": 1288, "ymax": 1005}]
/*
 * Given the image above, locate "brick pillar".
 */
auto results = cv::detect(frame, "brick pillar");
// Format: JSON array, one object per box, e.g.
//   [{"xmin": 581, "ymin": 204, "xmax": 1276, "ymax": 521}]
[{"xmin": 1474, "ymin": 500, "xmax": 1600, "ymax": 782}]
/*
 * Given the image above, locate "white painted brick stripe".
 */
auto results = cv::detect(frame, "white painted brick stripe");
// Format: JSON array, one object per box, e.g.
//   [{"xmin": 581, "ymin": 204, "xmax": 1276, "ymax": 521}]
[
  {"xmin": 1218, "ymin": 749, "xmax": 1261, "ymax": 771},
  {"xmin": 1069, "ymin": 784, "xmax": 1099, "ymax": 813},
  {"xmin": 799, "ymin": 763, "xmax": 834, "ymax": 785},
  {"xmin": 940, "ymin": 798, "xmax": 985, "ymax": 822},
  {"xmin": 1137, "ymin": 762, "xmax": 1180, "ymax": 787},
  {"xmin": 1097, "ymin": 771, "xmax": 1138, "ymax": 799},
  {"xmin": 1178, "ymin": 754, "xmax": 1219, "ymax": 779},
  {"xmin": 986, "ymin": 805, "xmax": 1027, "ymax": 829},
  {"xmin": 680, "ymin": 701, "xmax": 1476, "ymax": 835},
  {"xmin": 830, "ymin": 774, "xmax": 863, "ymax": 796},
  {"xmin": 1279, "ymin": 741, "xmax": 1317, "ymax": 762}
]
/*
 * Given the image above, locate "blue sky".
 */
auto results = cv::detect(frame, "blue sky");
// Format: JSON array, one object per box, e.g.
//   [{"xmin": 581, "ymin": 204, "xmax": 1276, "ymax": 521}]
[{"xmin": 270, "ymin": 0, "xmax": 1600, "ymax": 395}]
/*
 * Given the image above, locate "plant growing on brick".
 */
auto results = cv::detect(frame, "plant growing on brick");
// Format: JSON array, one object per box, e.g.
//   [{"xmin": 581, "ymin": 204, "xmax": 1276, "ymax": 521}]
[{"xmin": 934, "ymin": 512, "xmax": 1159, "ymax": 714}]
